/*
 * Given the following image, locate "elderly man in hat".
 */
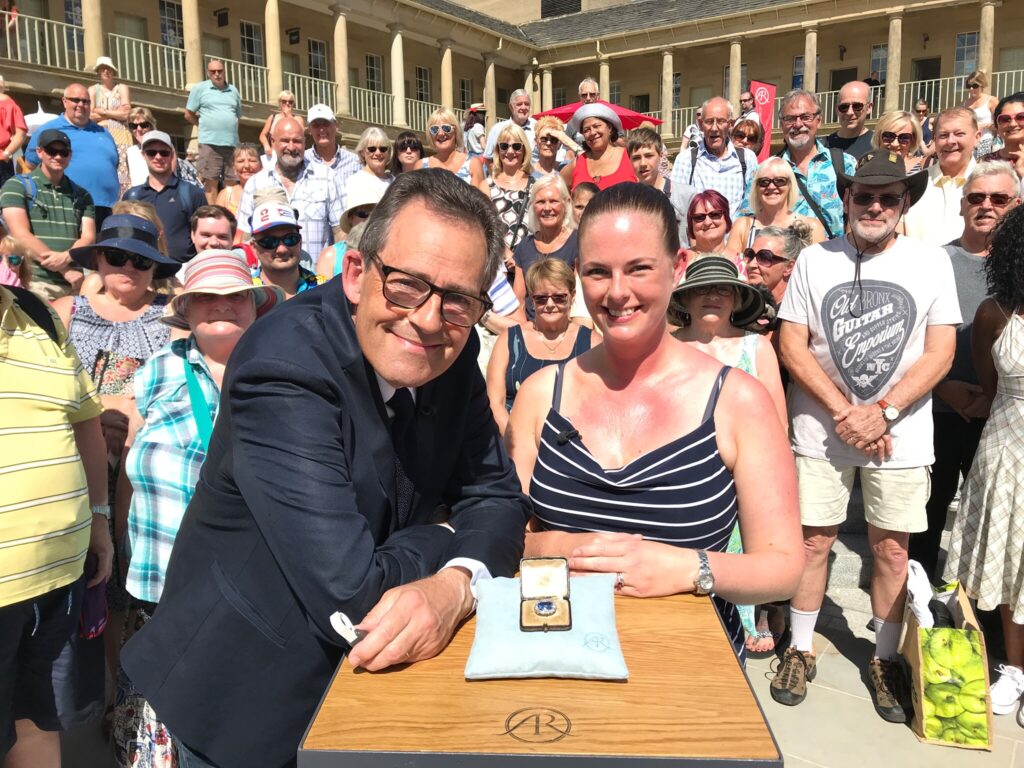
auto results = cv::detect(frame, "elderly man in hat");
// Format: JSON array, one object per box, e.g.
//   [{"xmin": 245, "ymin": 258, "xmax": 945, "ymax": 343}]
[
  {"xmin": 304, "ymin": 103, "xmax": 361, "ymax": 189},
  {"xmin": 775, "ymin": 151, "xmax": 960, "ymax": 722}
]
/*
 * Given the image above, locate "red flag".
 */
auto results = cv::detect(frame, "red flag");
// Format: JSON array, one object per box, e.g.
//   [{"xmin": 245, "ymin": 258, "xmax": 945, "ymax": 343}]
[{"xmin": 750, "ymin": 80, "xmax": 776, "ymax": 162}]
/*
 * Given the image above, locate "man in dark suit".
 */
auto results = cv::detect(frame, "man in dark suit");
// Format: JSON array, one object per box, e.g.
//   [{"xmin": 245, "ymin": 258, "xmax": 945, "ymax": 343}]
[{"xmin": 122, "ymin": 170, "xmax": 530, "ymax": 768}]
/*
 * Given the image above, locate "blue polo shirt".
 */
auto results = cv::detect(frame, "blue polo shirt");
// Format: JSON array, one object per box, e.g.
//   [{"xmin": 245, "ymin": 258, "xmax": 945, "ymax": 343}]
[
  {"xmin": 26, "ymin": 115, "xmax": 120, "ymax": 208},
  {"xmin": 123, "ymin": 174, "xmax": 207, "ymax": 262},
  {"xmin": 185, "ymin": 81, "xmax": 241, "ymax": 147}
]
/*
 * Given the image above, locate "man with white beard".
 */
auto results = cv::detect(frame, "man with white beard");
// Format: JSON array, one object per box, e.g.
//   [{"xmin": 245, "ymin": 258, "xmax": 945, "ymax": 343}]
[{"xmin": 775, "ymin": 153, "xmax": 959, "ymax": 724}]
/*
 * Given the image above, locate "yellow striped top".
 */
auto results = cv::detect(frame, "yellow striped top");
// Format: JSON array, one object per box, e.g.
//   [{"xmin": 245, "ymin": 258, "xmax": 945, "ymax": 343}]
[{"xmin": 0, "ymin": 286, "xmax": 103, "ymax": 607}]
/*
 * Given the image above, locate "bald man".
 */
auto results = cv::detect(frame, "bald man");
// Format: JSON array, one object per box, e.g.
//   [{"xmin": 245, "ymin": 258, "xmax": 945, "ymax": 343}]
[
  {"xmin": 237, "ymin": 117, "xmax": 343, "ymax": 270},
  {"xmin": 825, "ymin": 80, "xmax": 874, "ymax": 159}
]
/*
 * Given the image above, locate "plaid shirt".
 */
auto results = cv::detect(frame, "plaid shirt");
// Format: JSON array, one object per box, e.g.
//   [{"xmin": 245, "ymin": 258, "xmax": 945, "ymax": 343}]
[
  {"xmin": 238, "ymin": 161, "xmax": 343, "ymax": 266},
  {"xmin": 305, "ymin": 146, "xmax": 362, "ymax": 191},
  {"xmin": 670, "ymin": 140, "xmax": 758, "ymax": 219},
  {"xmin": 125, "ymin": 337, "xmax": 218, "ymax": 604}
]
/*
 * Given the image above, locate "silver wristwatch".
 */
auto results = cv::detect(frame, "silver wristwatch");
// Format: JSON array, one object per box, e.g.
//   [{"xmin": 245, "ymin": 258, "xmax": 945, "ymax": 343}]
[
  {"xmin": 693, "ymin": 549, "xmax": 714, "ymax": 595},
  {"xmin": 91, "ymin": 504, "xmax": 112, "ymax": 520}
]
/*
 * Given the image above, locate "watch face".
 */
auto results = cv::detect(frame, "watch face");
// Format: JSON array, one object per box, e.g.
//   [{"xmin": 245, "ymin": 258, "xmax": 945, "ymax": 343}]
[
  {"xmin": 698, "ymin": 572, "xmax": 714, "ymax": 592},
  {"xmin": 884, "ymin": 406, "xmax": 899, "ymax": 421}
]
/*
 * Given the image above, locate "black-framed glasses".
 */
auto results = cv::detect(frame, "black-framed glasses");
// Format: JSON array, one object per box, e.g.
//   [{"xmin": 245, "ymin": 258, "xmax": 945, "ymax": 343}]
[
  {"xmin": 255, "ymin": 232, "xmax": 301, "ymax": 249},
  {"xmin": 531, "ymin": 292, "xmax": 569, "ymax": 306},
  {"xmin": 881, "ymin": 131, "xmax": 914, "ymax": 145},
  {"xmin": 743, "ymin": 248, "xmax": 787, "ymax": 266},
  {"xmin": 996, "ymin": 111, "xmax": 1024, "ymax": 126},
  {"xmin": 757, "ymin": 177, "xmax": 789, "ymax": 189},
  {"xmin": 2, "ymin": 253, "xmax": 23, "ymax": 266},
  {"xmin": 781, "ymin": 112, "xmax": 820, "ymax": 126},
  {"xmin": 129, "ymin": 121, "xmax": 152, "ymax": 131},
  {"xmin": 144, "ymin": 148, "xmax": 172, "ymax": 158},
  {"xmin": 498, "ymin": 142, "xmax": 524, "ymax": 152},
  {"xmin": 837, "ymin": 102, "xmax": 866, "ymax": 114},
  {"xmin": 850, "ymin": 192, "xmax": 905, "ymax": 208},
  {"xmin": 964, "ymin": 192, "xmax": 1013, "ymax": 207},
  {"xmin": 428, "ymin": 124, "xmax": 454, "ymax": 136},
  {"xmin": 101, "ymin": 248, "xmax": 155, "ymax": 271},
  {"xmin": 368, "ymin": 253, "xmax": 491, "ymax": 327},
  {"xmin": 692, "ymin": 284, "xmax": 733, "ymax": 297},
  {"xmin": 689, "ymin": 210, "xmax": 725, "ymax": 223}
]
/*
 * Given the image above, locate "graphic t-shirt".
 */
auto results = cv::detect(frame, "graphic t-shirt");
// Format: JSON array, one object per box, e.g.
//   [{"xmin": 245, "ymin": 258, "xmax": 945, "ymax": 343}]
[{"xmin": 778, "ymin": 236, "xmax": 961, "ymax": 468}]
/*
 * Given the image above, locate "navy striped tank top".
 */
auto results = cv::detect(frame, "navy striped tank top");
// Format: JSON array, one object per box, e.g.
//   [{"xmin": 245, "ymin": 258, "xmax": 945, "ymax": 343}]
[{"xmin": 529, "ymin": 363, "xmax": 744, "ymax": 657}]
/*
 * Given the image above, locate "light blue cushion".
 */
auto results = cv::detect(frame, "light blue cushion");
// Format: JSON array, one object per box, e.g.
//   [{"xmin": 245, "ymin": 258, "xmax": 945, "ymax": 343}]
[{"xmin": 465, "ymin": 573, "xmax": 629, "ymax": 681}]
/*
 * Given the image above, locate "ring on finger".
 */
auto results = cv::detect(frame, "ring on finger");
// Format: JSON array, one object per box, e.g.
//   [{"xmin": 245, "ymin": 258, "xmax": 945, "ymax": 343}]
[{"xmin": 615, "ymin": 572, "xmax": 625, "ymax": 590}]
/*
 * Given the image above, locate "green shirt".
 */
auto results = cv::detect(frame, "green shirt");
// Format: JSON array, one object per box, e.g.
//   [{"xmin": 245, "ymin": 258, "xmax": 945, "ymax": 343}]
[{"xmin": 0, "ymin": 168, "xmax": 94, "ymax": 286}]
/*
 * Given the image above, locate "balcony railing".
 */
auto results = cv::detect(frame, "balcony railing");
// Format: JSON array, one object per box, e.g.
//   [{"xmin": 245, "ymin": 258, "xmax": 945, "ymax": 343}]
[
  {"xmin": 349, "ymin": 86, "xmax": 393, "ymax": 127},
  {"xmin": 108, "ymin": 34, "xmax": 185, "ymax": 91},
  {"xmin": 284, "ymin": 71, "xmax": 335, "ymax": 112},
  {"xmin": 204, "ymin": 54, "xmax": 267, "ymax": 104},
  {"xmin": 0, "ymin": 13, "xmax": 83, "ymax": 71},
  {"xmin": 405, "ymin": 97, "xmax": 443, "ymax": 132}
]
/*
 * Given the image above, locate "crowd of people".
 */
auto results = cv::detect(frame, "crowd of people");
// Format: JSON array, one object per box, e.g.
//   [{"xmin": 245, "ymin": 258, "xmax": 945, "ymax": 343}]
[{"xmin": 2, "ymin": 56, "xmax": 1024, "ymax": 768}]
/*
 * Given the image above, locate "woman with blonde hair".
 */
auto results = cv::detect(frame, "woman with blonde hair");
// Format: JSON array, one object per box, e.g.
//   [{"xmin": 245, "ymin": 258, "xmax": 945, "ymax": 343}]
[
  {"xmin": 215, "ymin": 143, "xmax": 262, "ymax": 219},
  {"xmin": 421, "ymin": 106, "xmax": 483, "ymax": 184},
  {"xmin": 345, "ymin": 125, "xmax": 393, "ymax": 203},
  {"xmin": 0, "ymin": 234, "xmax": 31, "ymax": 288},
  {"xmin": 726, "ymin": 157, "xmax": 826, "ymax": 253},
  {"xmin": 871, "ymin": 110, "xmax": 924, "ymax": 173},
  {"xmin": 476, "ymin": 122, "xmax": 533, "ymax": 270},
  {"xmin": 962, "ymin": 69, "xmax": 999, "ymax": 157},
  {"xmin": 259, "ymin": 90, "xmax": 304, "ymax": 163},
  {"xmin": 126, "ymin": 106, "xmax": 157, "ymax": 187}
]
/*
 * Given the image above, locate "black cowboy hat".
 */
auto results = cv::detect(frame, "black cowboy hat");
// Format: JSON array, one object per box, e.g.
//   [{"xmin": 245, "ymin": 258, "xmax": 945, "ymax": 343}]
[{"xmin": 836, "ymin": 150, "xmax": 929, "ymax": 207}]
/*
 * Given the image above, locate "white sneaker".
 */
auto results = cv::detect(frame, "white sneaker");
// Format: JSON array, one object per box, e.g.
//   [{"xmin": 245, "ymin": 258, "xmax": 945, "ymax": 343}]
[{"xmin": 991, "ymin": 665, "xmax": 1024, "ymax": 715}]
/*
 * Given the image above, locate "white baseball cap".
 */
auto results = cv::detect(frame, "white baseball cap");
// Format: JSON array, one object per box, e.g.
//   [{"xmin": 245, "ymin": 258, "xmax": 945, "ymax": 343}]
[
  {"xmin": 307, "ymin": 104, "xmax": 337, "ymax": 124},
  {"xmin": 250, "ymin": 201, "xmax": 301, "ymax": 235}
]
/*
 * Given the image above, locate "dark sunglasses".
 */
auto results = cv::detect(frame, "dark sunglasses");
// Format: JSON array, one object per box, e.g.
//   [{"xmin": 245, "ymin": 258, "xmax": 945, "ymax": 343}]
[
  {"xmin": 757, "ymin": 177, "xmax": 789, "ymax": 189},
  {"xmin": 966, "ymin": 82, "xmax": 980, "ymax": 89},
  {"xmin": 538, "ymin": 135, "xmax": 560, "ymax": 145},
  {"xmin": 365, "ymin": 145, "xmax": 389, "ymax": 154},
  {"xmin": 837, "ymin": 102, "xmax": 866, "ymax": 114},
  {"xmin": 64, "ymin": 96, "xmax": 90, "ymax": 105},
  {"xmin": 42, "ymin": 145, "xmax": 70, "ymax": 158},
  {"xmin": 996, "ymin": 112, "xmax": 1024, "ymax": 126},
  {"xmin": 881, "ymin": 131, "xmax": 914, "ymax": 145},
  {"xmin": 532, "ymin": 292, "xmax": 569, "ymax": 306},
  {"xmin": 255, "ymin": 232, "xmax": 301, "ymax": 249},
  {"xmin": 690, "ymin": 210, "xmax": 725, "ymax": 223},
  {"xmin": 2, "ymin": 253, "xmax": 23, "ymax": 266},
  {"xmin": 965, "ymin": 192, "xmax": 1013, "ymax": 206},
  {"xmin": 280, "ymin": 100, "xmax": 295, "ymax": 105},
  {"xmin": 396, "ymin": 141, "xmax": 421, "ymax": 152},
  {"xmin": 743, "ymin": 248, "xmax": 787, "ymax": 266},
  {"xmin": 732, "ymin": 132, "xmax": 755, "ymax": 141},
  {"xmin": 102, "ymin": 248, "xmax": 155, "ymax": 271},
  {"xmin": 129, "ymin": 121, "xmax": 152, "ymax": 131},
  {"xmin": 850, "ymin": 192, "xmax": 905, "ymax": 208},
  {"xmin": 498, "ymin": 142, "xmax": 524, "ymax": 152},
  {"xmin": 914, "ymin": 109, "xmax": 929, "ymax": 115},
  {"xmin": 428, "ymin": 124, "xmax": 454, "ymax": 136},
  {"xmin": 144, "ymin": 148, "xmax": 172, "ymax": 158},
  {"xmin": 208, "ymin": 68, "xmax": 225, "ymax": 74}
]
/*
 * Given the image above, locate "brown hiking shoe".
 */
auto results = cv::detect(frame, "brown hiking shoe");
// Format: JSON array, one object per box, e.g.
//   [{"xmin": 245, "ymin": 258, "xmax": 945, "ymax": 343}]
[
  {"xmin": 868, "ymin": 657, "xmax": 908, "ymax": 723},
  {"xmin": 770, "ymin": 647, "xmax": 816, "ymax": 706}
]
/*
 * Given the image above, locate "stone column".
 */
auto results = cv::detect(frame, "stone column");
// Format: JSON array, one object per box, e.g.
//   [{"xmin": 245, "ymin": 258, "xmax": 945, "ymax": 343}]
[
  {"xmin": 803, "ymin": 24, "xmax": 818, "ymax": 92},
  {"xmin": 728, "ymin": 39, "xmax": 742, "ymax": 111},
  {"xmin": 885, "ymin": 13, "xmax": 903, "ymax": 113},
  {"xmin": 332, "ymin": 6, "xmax": 350, "ymax": 116},
  {"xmin": 660, "ymin": 49, "xmax": 674, "ymax": 139},
  {"xmin": 978, "ymin": 1, "xmax": 996, "ymax": 77},
  {"xmin": 181, "ymin": 0, "xmax": 203, "ymax": 88},
  {"xmin": 81, "ymin": 0, "xmax": 104, "ymax": 66},
  {"xmin": 483, "ymin": 55, "xmax": 496, "ymax": 130},
  {"xmin": 389, "ymin": 24, "xmax": 407, "ymax": 127},
  {"xmin": 265, "ymin": 0, "xmax": 283, "ymax": 102},
  {"xmin": 599, "ymin": 57, "xmax": 610, "ymax": 101},
  {"xmin": 541, "ymin": 66, "xmax": 553, "ymax": 111},
  {"xmin": 440, "ymin": 39, "xmax": 454, "ymax": 109},
  {"xmin": 523, "ymin": 68, "xmax": 535, "ymax": 101}
]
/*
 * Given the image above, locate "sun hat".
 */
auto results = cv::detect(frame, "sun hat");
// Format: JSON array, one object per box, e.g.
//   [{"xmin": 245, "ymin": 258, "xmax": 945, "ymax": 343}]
[
  {"xmin": 307, "ymin": 104, "xmax": 337, "ymax": 123},
  {"xmin": 468, "ymin": 102, "xmax": 486, "ymax": 112},
  {"xmin": 93, "ymin": 56, "xmax": 118, "ymax": 75},
  {"xmin": 568, "ymin": 102, "xmax": 623, "ymax": 135},
  {"xmin": 70, "ymin": 214, "xmax": 180, "ymax": 279},
  {"xmin": 163, "ymin": 248, "xmax": 284, "ymax": 328},
  {"xmin": 341, "ymin": 184, "xmax": 384, "ymax": 233},
  {"xmin": 836, "ymin": 150, "xmax": 929, "ymax": 207},
  {"xmin": 672, "ymin": 254, "xmax": 765, "ymax": 328},
  {"xmin": 139, "ymin": 130, "xmax": 173, "ymax": 149},
  {"xmin": 250, "ymin": 201, "xmax": 301, "ymax": 236}
]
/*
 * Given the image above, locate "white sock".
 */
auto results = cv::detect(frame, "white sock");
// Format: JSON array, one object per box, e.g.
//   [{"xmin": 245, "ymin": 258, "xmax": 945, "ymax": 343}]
[
  {"xmin": 789, "ymin": 607, "xmax": 819, "ymax": 653},
  {"xmin": 874, "ymin": 617, "xmax": 902, "ymax": 661}
]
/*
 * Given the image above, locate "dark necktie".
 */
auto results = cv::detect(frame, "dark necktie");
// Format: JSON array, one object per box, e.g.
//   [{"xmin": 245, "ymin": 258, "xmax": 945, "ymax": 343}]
[{"xmin": 388, "ymin": 388, "xmax": 416, "ymax": 527}]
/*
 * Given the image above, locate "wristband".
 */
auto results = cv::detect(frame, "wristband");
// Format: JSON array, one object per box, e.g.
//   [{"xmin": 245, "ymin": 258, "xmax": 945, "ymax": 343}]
[{"xmin": 91, "ymin": 504, "xmax": 112, "ymax": 520}]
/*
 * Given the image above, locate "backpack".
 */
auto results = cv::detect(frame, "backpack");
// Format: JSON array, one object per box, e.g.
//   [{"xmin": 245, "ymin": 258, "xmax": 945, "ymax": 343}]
[
  {"xmin": 3, "ymin": 173, "xmax": 90, "ymax": 223},
  {"xmin": 776, "ymin": 145, "xmax": 847, "ymax": 239},
  {"xmin": 6, "ymin": 284, "xmax": 59, "ymax": 343},
  {"xmin": 688, "ymin": 144, "xmax": 747, "ymax": 186}
]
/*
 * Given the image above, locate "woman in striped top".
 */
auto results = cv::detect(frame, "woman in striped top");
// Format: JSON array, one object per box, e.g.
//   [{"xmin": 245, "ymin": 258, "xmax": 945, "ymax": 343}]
[{"xmin": 505, "ymin": 183, "xmax": 803, "ymax": 658}]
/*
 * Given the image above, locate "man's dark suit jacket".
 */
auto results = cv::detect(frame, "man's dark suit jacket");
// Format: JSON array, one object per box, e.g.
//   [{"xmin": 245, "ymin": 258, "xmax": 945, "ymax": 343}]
[{"xmin": 122, "ymin": 277, "xmax": 529, "ymax": 768}]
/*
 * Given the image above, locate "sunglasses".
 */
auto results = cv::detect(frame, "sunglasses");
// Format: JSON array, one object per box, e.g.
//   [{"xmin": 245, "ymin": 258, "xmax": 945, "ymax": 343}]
[
  {"xmin": 837, "ymin": 102, "xmax": 866, "ymax": 114},
  {"xmin": 881, "ymin": 131, "xmax": 914, "ymax": 145},
  {"xmin": 350, "ymin": 209, "xmax": 372, "ymax": 219},
  {"xmin": 996, "ymin": 112, "xmax": 1024, "ymax": 126},
  {"xmin": 129, "ymin": 121, "xmax": 152, "ymax": 131},
  {"xmin": 743, "ymin": 248, "xmax": 787, "ymax": 266},
  {"xmin": 41, "ymin": 145, "xmax": 70, "ymax": 158},
  {"xmin": 850, "ymin": 192, "xmax": 905, "ymax": 208},
  {"xmin": 255, "ymin": 232, "xmax": 301, "ymax": 249},
  {"xmin": 280, "ymin": 100, "xmax": 294, "ymax": 105},
  {"xmin": 538, "ymin": 135, "xmax": 560, "ymax": 145},
  {"xmin": 365, "ymin": 145, "xmax": 389, "ymax": 154},
  {"xmin": 428, "ymin": 124, "xmax": 454, "ymax": 136},
  {"xmin": 64, "ymin": 96, "xmax": 90, "ymax": 105},
  {"xmin": 757, "ymin": 177, "xmax": 789, "ymax": 189},
  {"xmin": 396, "ymin": 141, "xmax": 421, "ymax": 152},
  {"xmin": 498, "ymin": 142, "xmax": 524, "ymax": 152},
  {"xmin": 967, "ymin": 82, "xmax": 980, "ymax": 89},
  {"xmin": 964, "ymin": 192, "xmax": 1013, "ymax": 206},
  {"xmin": 532, "ymin": 292, "xmax": 569, "ymax": 306},
  {"xmin": 914, "ymin": 109, "xmax": 929, "ymax": 115},
  {"xmin": 689, "ymin": 210, "xmax": 725, "ymax": 223},
  {"xmin": 208, "ymin": 69, "xmax": 224, "ymax": 74},
  {"xmin": 732, "ymin": 132, "xmax": 755, "ymax": 141},
  {"xmin": 692, "ymin": 284, "xmax": 733, "ymax": 297},
  {"xmin": 102, "ymin": 248, "xmax": 155, "ymax": 271},
  {"xmin": 2, "ymin": 253, "xmax": 23, "ymax": 266},
  {"xmin": 144, "ymin": 148, "xmax": 172, "ymax": 158}
]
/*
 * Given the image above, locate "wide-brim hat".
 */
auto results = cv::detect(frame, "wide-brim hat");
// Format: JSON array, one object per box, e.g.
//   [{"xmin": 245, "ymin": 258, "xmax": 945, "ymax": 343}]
[
  {"xmin": 672, "ymin": 254, "xmax": 766, "ymax": 328},
  {"xmin": 341, "ymin": 184, "xmax": 384, "ymax": 233},
  {"xmin": 70, "ymin": 214, "xmax": 180, "ymax": 279},
  {"xmin": 836, "ymin": 150, "xmax": 929, "ymax": 207},
  {"xmin": 162, "ymin": 249, "xmax": 284, "ymax": 328},
  {"xmin": 93, "ymin": 55, "xmax": 118, "ymax": 75},
  {"xmin": 567, "ymin": 102, "xmax": 623, "ymax": 135}
]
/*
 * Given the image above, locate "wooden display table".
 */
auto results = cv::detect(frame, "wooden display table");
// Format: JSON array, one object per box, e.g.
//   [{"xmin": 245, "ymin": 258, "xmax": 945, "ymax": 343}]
[{"xmin": 300, "ymin": 592, "xmax": 782, "ymax": 767}]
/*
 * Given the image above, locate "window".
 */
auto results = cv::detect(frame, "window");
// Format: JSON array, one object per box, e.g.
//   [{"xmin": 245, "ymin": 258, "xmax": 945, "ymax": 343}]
[
  {"xmin": 282, "ymin": 52, "xmax": 299, "ymax": 75},
  {"xmin": 415, "ymin": 66, "xmax": 432, "ymax": 103},
  {"xmin": 609, "ymin": 81, "xmax": 621, "ymax": 105},
  {"xmin": 459, "ymin": 78, "xmax": 473, "ymax": 110},
  {"xmin": 672, "ymin": 72, "xmax": 681, "ymax": 109},
  {"xmin": 365, "ymin": 54, "xmax": 383, "ymax": 92},
  {"xmin": 240, "ymin": 20, "xmax": 265, "ymax": 67},
  {"xmin": 552, "ymin": 87, "xmax": 567, "ymax": 107},
  {"xmin": 203, "ymin": 36, "xmax": 230, "ymax": 60},
  {"xmin": 308, "ymin": 39, "xmax": 328, "ymax": 80},
  {"xmin": 630, "ymin": 94, "xmax": 650, "ymax": 113},
  {"xmin": 64, "ymin": 0, "xmax": 83, "ymax": 51},
  {"xmin": 158, "ymin": 0, "xmax": 183, "ymax": 48},
  {"xmin": 954, "ymin": 32, "xmax": 979, "ymax": 77},
  {"xmin": 723, "ymin": 64, "xmax": 748, "ymax": 95},
  {"xmin": 870, "ymin": 43, "xmax": 888, "ymax": 83},
  {"xmin": 792, "ymin": 55, "xmax": 820, "ymax": 90},
  {"xmin": 114, "ymin": 14, "xmax": 147, "ymax": 39}
]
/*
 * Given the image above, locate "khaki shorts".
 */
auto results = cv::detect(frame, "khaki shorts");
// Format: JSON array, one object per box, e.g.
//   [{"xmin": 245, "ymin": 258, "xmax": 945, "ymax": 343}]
[
  {"xmin": 795, "ymin": 455, "xmax": 930, "ymax": 533},
  {"xmin": 195, "ymin": 144, "xmax": 238, "ymax": 184}
]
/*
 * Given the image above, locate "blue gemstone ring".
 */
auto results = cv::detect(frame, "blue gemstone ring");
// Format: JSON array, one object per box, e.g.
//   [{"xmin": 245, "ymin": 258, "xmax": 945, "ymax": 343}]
[{"xmin": 534, "ymin": 600, "xmax": 557, "ymax": 617}]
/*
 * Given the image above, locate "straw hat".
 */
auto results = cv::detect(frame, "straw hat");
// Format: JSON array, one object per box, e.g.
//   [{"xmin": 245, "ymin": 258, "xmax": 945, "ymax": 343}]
[
  {"xmin": 93, "ymin": 56, "xmax": 118, "ymax": 75},
  {"xmin": 162, "ymin": 249, "xmax": 284, "ymax": 328},
  {"xmin": 672, "ymin": 254, "xmax": 765, "ymax": 328}
]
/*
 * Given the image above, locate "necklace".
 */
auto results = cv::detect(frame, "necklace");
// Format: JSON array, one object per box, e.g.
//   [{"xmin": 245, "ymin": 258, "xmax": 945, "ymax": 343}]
[{"xmin": 537, "ymin": 326, "xmax": 570, "ymax": 354}]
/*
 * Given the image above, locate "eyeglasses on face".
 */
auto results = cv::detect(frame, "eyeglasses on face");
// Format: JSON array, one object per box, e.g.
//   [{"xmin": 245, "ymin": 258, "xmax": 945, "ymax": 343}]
[
  {"xmin": 740, "ymin": 96, "xmax": 754, "ymax": 103},
  {"xmin": 350, "ymin": 208, "xmax": 372, "ymax": 219},
  {"xmin": 692, "ymin": 284, "xmax": 733, "ymax": 297},
  {"xmin": 63, "ymin": 96, "xmax": 90, "ymax": 105},
  {"xmin": 881, "ymin": 131, "xmax": 914, "ymax": 145},
  {"xmin": 732, "ymin": 131, "xmax": 755, "ymax": 142},
  {"xmin": 743, "ymin": 248, "xmax": 787, "ymax": 266},
  {"xmin": 531, "ymin": 292, "xmax": 569, "ymax": 306},
  {"xmin": 964, "ymin": 192, "xmax": 1013, "ymax": 207},
  {"xmin": 914, "ymin": 109, "xmax": 929, "ymax": 115},
  {"xmin": 996, "ymin": 111, "xmax": 1024, "ymax": 127},
  {"xmin": 255, "ymin": 232, "xmax": 301, "ymax": 249},
  {"xmin": 701, "ymin": 118, "xmax": 730, "ymax": 128},
  {"xmin": 850, "ymin": 192, "xmax": 905, "ymax": 208},
  {"xmin": 41, "ymin": 145, "xmax": 71, "ymax": 158},
  {"xmin": 368, "ymin": 253, "xmax": 490, "ymax": 327},
  {"xmin": 498, "ymin": 142, "xmax": 524, "ymax": 152},
  {"xmin": 689, "ymin": 210, "xmax": 725, "ymax": 223},
  {"xmin": 428, "ymin": 124, "xmax": 454, "ymax": 136},
  {"xmin": 538, "ymin": 135, "xmax": 560, "ymax": 145},
  {"xmin": 757, "ymin": 177, "xmax": 789, "ymax": 189},
  {"xmin": 966, "ymin": 81, "xmax": 980, "ymax": 89},
  {"xmin": 579, "ymin": 92, "xmax": 598, "ymax": 99},
  {"xmin": 837, "ymin": 102, "xmax": 866, "ymax": 114},
  {"xmin": 102, "ymin": 248, "xmax": 155, "ymax": 271},
  {"xmin": 781, "ymin": 112, "xmax": 820, "ymax": 126},
  {"xmin": 2, "ymin": 253, "xmax": 23, "ymax": 266},
  {"xmin": 144, "ymin": 148, "xmax": 172, "ymax": 158},
  {"xmin": 208, "ymin": 68, "xmax": 225, "ymax": 75},
  {"xmin": 280, "ymin": 100, "xmax": 294, "ymax": 105},
  {"xmin": 365, "ymin": 146, "xmax": 389, "ymax": 155},
  {"xmin": 129, "ymin": 121, "xmax": 152, "ymax": 131},
  {"xmin": 396, "ymin": 141, "xmax": 422, "ymax": 152}
]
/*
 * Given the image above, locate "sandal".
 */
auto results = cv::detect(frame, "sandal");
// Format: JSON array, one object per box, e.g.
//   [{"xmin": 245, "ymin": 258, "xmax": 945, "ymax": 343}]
[{"xmin": 745, "ymin": 629, "xmax": 776, "ymax": 658}]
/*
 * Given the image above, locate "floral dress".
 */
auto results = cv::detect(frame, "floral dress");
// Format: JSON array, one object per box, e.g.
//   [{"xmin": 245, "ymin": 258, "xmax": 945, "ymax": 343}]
[{"xmin": 91, "ymin": 83, "xmax": 133, "ymax": 194}]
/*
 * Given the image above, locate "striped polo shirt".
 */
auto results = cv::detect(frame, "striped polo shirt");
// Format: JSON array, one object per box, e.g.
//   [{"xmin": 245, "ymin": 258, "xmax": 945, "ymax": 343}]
[{"xmin": 0, "ymin": 286, "xmax": 102, "ymax": 607}]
